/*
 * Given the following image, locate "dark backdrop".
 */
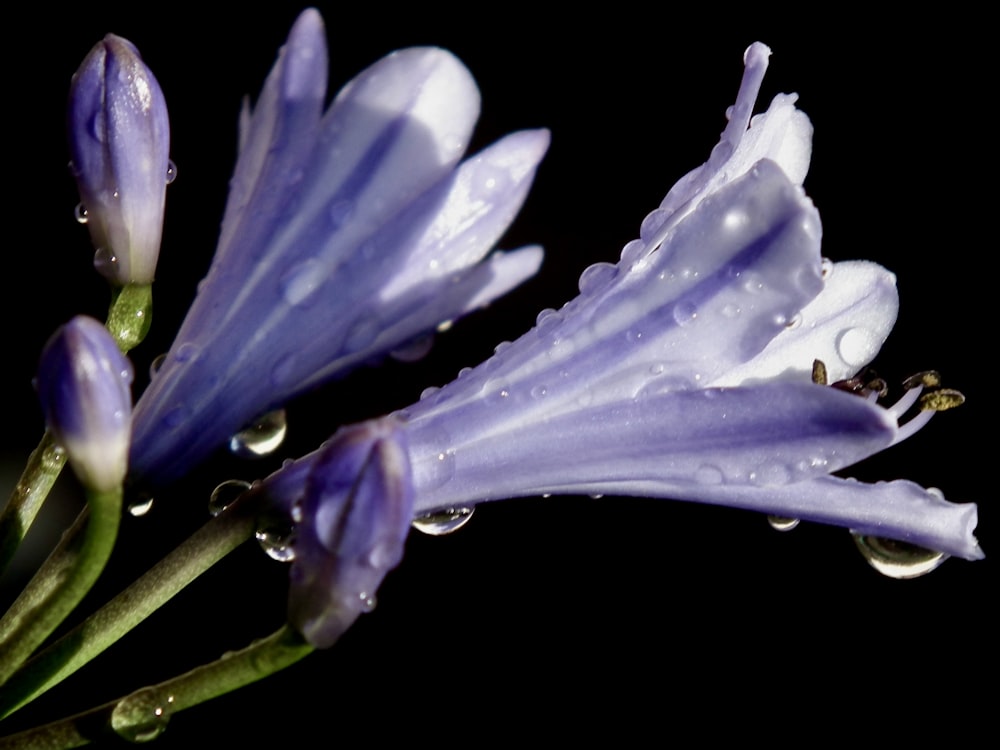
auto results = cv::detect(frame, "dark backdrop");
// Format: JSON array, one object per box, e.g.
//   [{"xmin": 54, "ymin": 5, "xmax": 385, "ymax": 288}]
[{"xmin": 2, "ymin": 4, "xmax": 993, "ymax": 744}]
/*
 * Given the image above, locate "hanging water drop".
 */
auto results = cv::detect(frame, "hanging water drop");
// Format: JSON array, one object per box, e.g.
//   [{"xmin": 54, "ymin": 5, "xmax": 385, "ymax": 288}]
[
  {"xmin": 165, "ymin": 159, "xmax": 177, "ymax": 184},
  {"xmin": 110, "ymin": 688, "xmax": 174, "ymax": 743},
  {"xmin": 94, "ymin": 247, "xmax": 118, "ymax": 275},
  {"xmin": 852, "ymin": 534, "xmax": 948, "ymax": 579},
  {"xmin": 256, "ymin": 520, "xmax": 296, "ymax": 562},
  {"xmin": 209, "ymin": 480, "xmax": 252, "ymax": 516},
  {"xmin": 229, "ymin": 409, "xmax": 288, "ymax": 459},
  {"xmin": 74, "ymin": 203, "xmax": 88, "ymax": 224},
  {"xmin": 358, "ymin": 591, "xmax": 377, "ymax": 613},
  {"xmin": 767, "ymin": 515, "xmax": 799, "ymax": 532},
  {"xmin": 128, "ymin": 495, "xmax": 155, "ymax": 517},
  {"xmin": 412, "ymin": 506, "xmax": 475, "ymax": 536}
]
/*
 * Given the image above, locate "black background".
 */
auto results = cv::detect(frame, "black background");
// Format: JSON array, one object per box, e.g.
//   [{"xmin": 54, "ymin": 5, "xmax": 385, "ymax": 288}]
[{"xmin": 2, "ymin": 4, "xmax": 994, "ymax": 744}]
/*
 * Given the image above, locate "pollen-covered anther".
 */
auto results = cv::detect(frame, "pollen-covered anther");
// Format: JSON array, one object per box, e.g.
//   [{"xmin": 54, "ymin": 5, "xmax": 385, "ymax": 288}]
[
  {"xmin": 811, "ymin": 359, "xmax": 827, "ymax": 385},
  {"xmin": 918, "ymin": 388, "xmax": 965, "ymax": 412},
  {"xmin": 902, "ymin": 370, "xmax": 942, "ymax": 389}
]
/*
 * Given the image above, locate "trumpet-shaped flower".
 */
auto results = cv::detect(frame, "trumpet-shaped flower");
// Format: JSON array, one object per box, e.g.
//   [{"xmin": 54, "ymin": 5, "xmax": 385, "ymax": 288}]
[
  {"xmin": 260, "ymin": 41, "xmax": 980, "ymax": 643},
  {"xmin": 36, "ymin": 316, "xmax": 134, "ymax": 492},
  {"xmin": 68, "ymin": 34, "xmax": 170, "ymax": 286},
  {"xmin": 129, "ymin": 10, "xmax": 549, "ymax": 486}
]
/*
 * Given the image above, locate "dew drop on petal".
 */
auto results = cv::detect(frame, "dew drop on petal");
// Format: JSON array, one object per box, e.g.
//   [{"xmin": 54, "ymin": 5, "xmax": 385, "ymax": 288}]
[
  {"xmin": 148, "ymin": 353, "xmax": 167, "ymax": 379},
  {"xmin": 767, "ymin": 515, "xmax": 799, "ymax": 532},
  {"xmin": 412, "ymin": 506, "xmax": 475, "ymax": 536},
  {"xmin": 852, "ymin": 534, "xmax": 949, "ymax": 579},
  {"xmin": 74, "ymin": 203, "xmax": 88, "ymax": 224},
  {"xmin": 127, "ymin": 495, "xmax": 155, "ymax": 517},
  {"xmin": 209, "ymin": 479, "xmax": 252, "ymax": 516},
  {"xmin": 672, "ymin": 301, "xmax": 698, "ymax": 327},
  {"xmin": 94, "ymin": 247, "xmax": 118, "ymax": 275},
  {"xmin": 836, "ymin": 328, "xmax": 879, "ymax": 368},
  {"xmin": 694, "ymin": 465, "xmax": 724, "ymax": 485},
  {"xmin": 358, "ymin": 591, "xmax": 377, "ymax": 613},
  {"xmin": 280, "ymin": 260, "xmax": 324, "ymax": 305},
  {"xmin": 110, "ymin": 688, "xmax": 174, "ymax": 743},
  {"xmin": 165, "ymin": 160, "xmax": 177, "ymax": 184},
  {"xmin": 578, "ymin": 262, "xmax": 617, "ymax": 295},
  {"xmin": 229, "ymin": 410, "xmax": 287, "ymax": 459}
]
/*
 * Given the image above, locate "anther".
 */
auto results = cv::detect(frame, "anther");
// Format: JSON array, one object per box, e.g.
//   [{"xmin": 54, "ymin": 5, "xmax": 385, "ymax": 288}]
[
  {"xmin": 919, "ymin": 388, "xmax": 965, "ymax": 412},
  {"xmin": 902, "ymin": 371, "xmax": 941, "ymax": 390}
]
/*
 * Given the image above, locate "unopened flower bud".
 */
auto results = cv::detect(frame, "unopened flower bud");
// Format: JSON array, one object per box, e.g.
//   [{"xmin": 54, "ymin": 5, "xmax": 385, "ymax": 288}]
[
  {"xmin": 36, "ymin": 316, "xmax": 133, "ymax": 492},
  {"xmin": 68, "ymin": 34, "xmax": 170, "ymax": 285}
]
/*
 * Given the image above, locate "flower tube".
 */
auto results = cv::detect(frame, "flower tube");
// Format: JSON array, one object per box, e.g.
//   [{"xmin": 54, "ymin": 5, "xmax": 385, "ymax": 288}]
[
  {"xmin": 262, "ymin": 43, "xmax": 979, "ymax": 641},
  {"xmin": 67, "ymin": 34, "xmax": 170, "ymax": 286},
  {"xmin": 129, "ymin": 10, "xmax": 549, "ymax": 486}
]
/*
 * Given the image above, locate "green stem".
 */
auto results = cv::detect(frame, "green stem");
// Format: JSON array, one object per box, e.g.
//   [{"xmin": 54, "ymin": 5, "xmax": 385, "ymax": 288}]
[
  {"xmin": 0, "ymin": 489, "xmax": 263, "ymax": 717},
  {"xmin": 0, "ymin": 487, "xmax": 122, "ymax": 687},
  {"xmin": 0, "ymin": 434, "xmax": 67, "ymax": 576},
  {"xmin": 0, "ymin": 625, "xmax": 313, "ymax": 750},
  {"xmin": 105, "ymin": 283, "xmax": 152, "ymax": 354}
]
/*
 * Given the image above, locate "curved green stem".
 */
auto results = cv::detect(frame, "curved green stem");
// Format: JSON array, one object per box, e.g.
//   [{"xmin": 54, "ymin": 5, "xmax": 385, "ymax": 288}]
[
  {"xmin": 0, "ymin": 434, "xmax": 67, "ymax": 576},
  {"xmin": 0, "ymin": 625, "xmax": 313, "ymax": 750},
  {"xmin": 0, "ymin": 487, "xmax": 122, "ymax": 687},
  {"xmin": 0, "ymin": 489, "xmax": 263, "ymax": 717}
]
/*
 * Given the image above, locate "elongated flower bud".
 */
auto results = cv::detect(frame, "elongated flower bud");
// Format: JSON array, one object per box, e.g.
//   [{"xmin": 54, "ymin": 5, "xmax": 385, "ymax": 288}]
[
  {"xmin": 68, "ymin": 34, "xmax": 170, "ymax": 285},
  {"xmin": 36, "ymin": 316, "xmax": 133, "ymax": 492}
]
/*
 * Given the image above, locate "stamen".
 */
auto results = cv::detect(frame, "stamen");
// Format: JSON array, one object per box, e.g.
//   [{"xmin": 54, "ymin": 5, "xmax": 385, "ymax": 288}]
[
  {"xmin": 919, "ymin": 388, "xmax": 965, "ymax": 412},
  {"xmin": 811, "ymin": 359, "xmax": 827, "ymax": 385},
  {"xmin": 902, "ymin": 370, "xmax": 941, "ymax": 390}
]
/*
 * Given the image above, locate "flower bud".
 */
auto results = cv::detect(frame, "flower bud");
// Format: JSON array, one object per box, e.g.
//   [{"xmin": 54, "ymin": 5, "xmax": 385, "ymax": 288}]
[
  {"xmin": 36, "ymin": 316, "xmax": 133, "ymax": 492},
  {"xmin": 68, "ymin": 34, "xmax": 170, "ymax": 285}
]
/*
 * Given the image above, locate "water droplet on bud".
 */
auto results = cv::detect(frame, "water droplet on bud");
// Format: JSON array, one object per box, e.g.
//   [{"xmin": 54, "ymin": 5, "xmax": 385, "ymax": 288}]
[{"xmin": 412, "ymin": 506, "xmax": 475, "ymax": 536}]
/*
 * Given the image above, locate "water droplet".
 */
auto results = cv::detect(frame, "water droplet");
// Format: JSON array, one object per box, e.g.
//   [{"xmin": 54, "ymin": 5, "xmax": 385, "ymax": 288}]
[
  {"xmin": 767, "ymin": 515, "xmax": 799, "ymax": 532},
  {"xmin": 785, "ymin": 313, "xmax": 803, "ymax": 330},
  {"xmin": 852, "ymin": 535, "xmax": 948, "ymax": 579},
  {"xmin": 672, "ymin": 301, "xmax": 698, "ymax": 326},
  {"xmin": 149, "ymin": 353, "xmax": 167, "ymax": 379},
  {"xmin": 358, "ymin": 591, "xmax": 377, "ymax": 613},
  {"xmin": 229, "ymin": 410, "xmax": 288, "ymax": 459},
  {"xmin": 412, "ymin": 506, "xmax": 475, "ymax": 535},
  {"xmin": 74, "ymin": 203, "xmax": 88, "ymax": 224},
  {"xmin": 165, "ymin": 160, "xmax": 177, "ymax": 184},
  {"xmin": 209, "ymin": 480, "xmax": 251, "ymax": 516},
  {"xmin": 721, "ymin": 303, "xmax": 741, "ymax": 318},
  {"xmin": 420, "ymin": 386, "xmax": 440, "ymax": 401},
  {"xmin": 128, "ymin": 495, "xmax": 155, "ymax": 517},
  {"xmin": 578, "ymin": 262, "xmax": 617, "ymax": 295},
  {"xmin": 174, "ymin": 342, "xmax": 199, "ymax": 362},
  {"xmin": 256, "ymin": 521, "xmax": 296, "ymax": 562},
  {"xmin": 110, "ymin": 688, "xmax": 174, "ymax": 743},
  {"xmin": 390, "ymin": 334, "xmax": 434, "ymax": 362},
  {"xmin": 280, "ymin": 259, "xmax": 324, "ymax": 305},
  {"xmin": 694, "ymin": 465, "xmax": 724, "ymax": 485},
  {"xmin": 436, "ymin": 319, "xmax": 454, "ymax": 333},
  {"xmin": 94, "ymin": 247, "xmax": 118, "ymax": 275},
  {"xmin": 530, "ymin": 384, "xmax": 548, "ymax": 399},
  {"xmin": 836, "ymin": 327, "xmax": 878, "ymax": 368}
]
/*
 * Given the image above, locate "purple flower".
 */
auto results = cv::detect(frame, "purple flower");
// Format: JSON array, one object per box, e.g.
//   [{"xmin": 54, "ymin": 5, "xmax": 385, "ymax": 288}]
[
  {"xmin": 262, "ymin": 42, "xmax": 980, "ymax": 624},
  {"xmin": 129, "ymin": 10, "xmax": 549, "ymax": 486},
  {"xmin": 36, "ymin": 317, "xmax": 134, "ymax": 492},
  {"xmin": 68, "ymin": 34, "xmax": 170, "ymax": 286}
]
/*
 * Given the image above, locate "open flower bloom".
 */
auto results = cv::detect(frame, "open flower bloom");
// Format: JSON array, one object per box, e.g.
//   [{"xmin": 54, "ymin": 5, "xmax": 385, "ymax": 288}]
[
  {"xmin": 129, "ymin": 10, "xmax": 549, "ymax": 486},
  {"xmin": 36, "ymin": 316, "xmax": 134, "ymax": 493},
  {"xmin": 67, "ymin": 34, "xmax": 170, "ymax": 286},
  {"xmin": 261, "ymin": 41, "xmax": 980, "ymax": 644}
]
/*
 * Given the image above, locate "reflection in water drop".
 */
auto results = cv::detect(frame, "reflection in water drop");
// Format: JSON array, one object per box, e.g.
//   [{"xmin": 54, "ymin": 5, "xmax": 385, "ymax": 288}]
[
  {"xmin": 229, "ymin": 410, "xmax": 288, "ymax": 459},
  {"xmin": 852, "ymin": 534, "xmax": 948, "ymax": 579},
  {"xmin": 256, "ymin": 521, "xmax": 296, "ymax": 562},
  {"xmin": 412, "ymin": 506, "xmax": 475, "ymax": 536},
  {"xmin": 128, "ymin": 495, "xmax": 155, "ymax": 517},
  {"xmin": 767, "ymin": 515, "xmax": 799, "ymax": 532},
  {"xmin": 209, "ymin": 480, "xmax": 252, "ymax": 516},
  {"xmin": 110, "ymin": 688, "xmax": 174, "ymax": 743}
]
